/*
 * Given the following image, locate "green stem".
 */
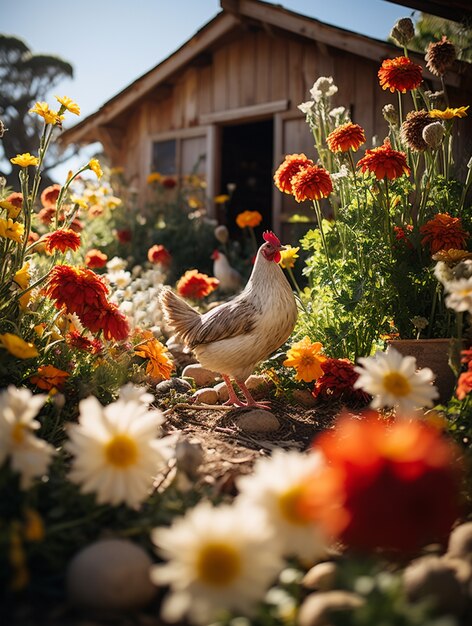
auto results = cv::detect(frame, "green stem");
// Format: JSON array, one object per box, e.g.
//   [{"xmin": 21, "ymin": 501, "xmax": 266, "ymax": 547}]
[{"xmin": 312, "ymin": 199, "xmax": 339, "ymax": 296}]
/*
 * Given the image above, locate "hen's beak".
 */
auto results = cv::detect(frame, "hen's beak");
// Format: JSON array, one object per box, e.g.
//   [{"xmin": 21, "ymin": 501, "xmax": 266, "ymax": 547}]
[{"xmin": 279, "ymin": 245, "xmax": 287, "ymax": 251}]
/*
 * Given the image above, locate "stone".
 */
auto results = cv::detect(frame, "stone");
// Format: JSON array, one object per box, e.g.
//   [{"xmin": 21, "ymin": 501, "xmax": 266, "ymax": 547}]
[
  {"xmin": 214, "ymin": 381, "xmax": 229, "ymax": 403},
  {"xmin": 155, "ymin": 377, "xmax": 192, "ymax": 395},
  {"xmin": 302, "ymin": 562, "xmax": 338, "ymax": 591},
  {"xmin": 66, "ymin": 538, "xmax": 156, "ymax": 611},
  {"xmin": 182, "ymin": 364, "xmax": 219, "ymax": 387},
  {"xmin": 447, "ymin": 522, "xmax": 472, "ymax": 563},
  {"xmin": 244, "ymin": 374, "xmax": 273, "ymax": 398},
  {"xmin": 192, "ymin": 387, "xmax": 219, "ymax": 405},
  {"xmin": 298, "ymin": 591, "xmax": 365, "ymax": 626},
  {"xmin": 235, "ymin": 409, "xmax": 280, "ymax": 433},
  {"xmin": 292, "ymin": 389, "xmax": 317, "ymax": 407}
]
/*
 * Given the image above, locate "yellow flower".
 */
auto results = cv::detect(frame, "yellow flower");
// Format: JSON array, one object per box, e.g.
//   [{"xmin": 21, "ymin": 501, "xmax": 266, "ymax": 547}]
[
  {"xmin": 55, "ymin": 95, "xmax": 80, "ymax": 116},
  {"xmin": 135, "ymin": 338, "xmax": 174, "ymax": 381},
  {"xmin": 283, "ymin": 336, "xmax": 326, "ymax": 382},
  {"xmin": 23, "ymin": 509, "xmax": 45, "ymax": 542},
  {"xmin": 0, "ymin": 333, "xmax": 38, "ymax": 359},
  {"xmin": 147, "ymin": 172, "xmax": 162, "ymax": 184},
  {"xmin": 0, "ymin": 218, "xmax": 24, "ymax": 243},
  {"xmin": 214, "ymin": 194, "xmax": 230, "ymax": 204},
  {"xmin": 10, "ymin": 153, "xmax": 39, "ymax": 168},
  {"xmin": 106, "ymin": 196, "xmax": 122, "ymax": 209},
  {"xmin": 88, "ymin": 158, "xmax": 103, "ymax": 179},
  {"xmin": 29, "ymin": 101, "xmax": 64, "ymax": 125},
  {"xmin": 14, "ymin": 263, "xmax": 31, "ymax": 309},
  {"xmin": 0, "ymin": 200, "xmax": 21, "ymax": 219},
  {"xmin": 235, "ymin": 210, "xmax": 263, "ymax": 229},
  {"xmin": 429, "ymin": 106, "xmax": 469, "ymax": 119},
  {"xmin": 279, "ymin": 245, "xmax": 300, "ymax": 269},
  {"xmin": 70, "ymin": 196, "xmax": 88, "ymax": 209}
]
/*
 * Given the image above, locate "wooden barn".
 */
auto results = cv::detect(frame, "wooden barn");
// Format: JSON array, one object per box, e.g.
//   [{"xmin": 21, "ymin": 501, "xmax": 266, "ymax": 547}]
[{"xmin": 60, "ymin": 0, "xmax": 472, "ymax": 237}]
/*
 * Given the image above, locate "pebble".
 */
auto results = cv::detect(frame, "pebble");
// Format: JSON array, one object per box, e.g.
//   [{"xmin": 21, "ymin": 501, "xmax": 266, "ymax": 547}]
[
  {"xmin": 245, "ymin": 374, "xmax": 273, "ymax": 398},
  {"xmin": 298, "ymin": 591, "xmax": 365, "ymax": 626},
  {"xmin": 292, "ymin": 389, "xmax": 317, "ymax": 408},
  {"xmin": 182, "ymin": 364, "xmax": 219, "ymax": 387},
  {"xmin": 302, "ymin": 561, "xmax": 338, "ymax": 590},
  {"xmin": 235, "ymin": 409, "xmax": 280, "ymax": 433},
  {"xmin": 66, "ymin": 538, "xmax": 156, "ymax": 611},
  {"xmin": 214, "ymin": 381, "xmax": 229, "ymax": 402},
  {"xmin": 155, "ymin": 377, "xmax": 192, "ymax": 395},
  {"xmin": 192, "ymin": 387, "xmax": 219, "ymax": 405}
]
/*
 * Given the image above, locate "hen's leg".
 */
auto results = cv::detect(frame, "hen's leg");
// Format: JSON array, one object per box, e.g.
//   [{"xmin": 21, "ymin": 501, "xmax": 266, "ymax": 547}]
[
  {"xmin": 235, "ymin": 378, "xmax": 271, "ymax": 409},
  {"xmin": 222, "ymin": 375, "xmax": 246, "ymax": 407}
]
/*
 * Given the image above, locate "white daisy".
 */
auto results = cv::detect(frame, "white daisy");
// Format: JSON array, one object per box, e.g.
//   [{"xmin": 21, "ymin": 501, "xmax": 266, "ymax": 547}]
[
  {"xmin": 119, "ymin": 382, "xmax": 154, "ymax": 406},
  {"xmin": 107, "ymin": 269, "xmax": 131, "ymax": 289},
  {"xmin": 106, "ymin": 256, "xmax": 127, "ymax": 272},
  {"xmin": 235, "ymin": 449, "xmax": 326, "ymax": 562},
  {"xmin": 0, "ymin": 386, "xmax": 54, "ymax": 489},
  {"xmin": 444, "ymin": 277, "xmax": 472, "ymax": 314},
  {"xmin": 150, "ymin": 500, "xmax": 284, "ymax": 625},
  {"xmin": 65, "ymin": 396, "xmax": 166, "ymax": 508},
  {"xmin": 354, "ymin": 348, "xmax": 439, "ymax": 412}
]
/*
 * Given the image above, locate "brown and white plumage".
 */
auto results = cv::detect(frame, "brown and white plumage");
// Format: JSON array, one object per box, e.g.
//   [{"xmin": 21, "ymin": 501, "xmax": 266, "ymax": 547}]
[
  {"xmin": 159, "ymin": 231, "xmax": 297, "ymax": 407},
  {"xmin": 211, "ymin": 250, "xmax": 243, "ymax": 293}
]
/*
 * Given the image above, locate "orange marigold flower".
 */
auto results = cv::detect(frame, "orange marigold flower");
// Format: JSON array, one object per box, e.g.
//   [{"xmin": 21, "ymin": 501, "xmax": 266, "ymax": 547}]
[
  {"xmin": 378, "ymin": 56, "xmax": 423, "ymax": 93},
  {"xmin": 283, "ymin": 336, "xmax": 326, "ymax": 382},
  {"xmin": 30, "ymin": 365, "xmax": 70, "ymax": 391},
  {"xmin": 43, "ymin": 265, "xmax": 109, "ymax": 316},
  {"xmin": 274, "ymin": 153, "xmax": 315, "ymax": 194},
  {"xmin": 456, "ymin": 368, "xmax": 472, "ymax": 400},
  {"xmin": 235, "ymin": 210, "xmax": 263, "ymax": 229},
  {"xmin": 290, "ymin": 165, "xmax": 333, "ymax": 202},
  {"xmin": 45, "ymin": 229, "xmax": 81, "ymax": 254},
  {"xmin": 177, "ymin": 270, "xmax": 219, "ymax": 299},
  {"xmin": 40, "ymin": 184, "xmax": 61, "ymax": 208},
  {"xmin": 312, "ymin": 358, "xmax": 370, "ymax": 403},
  {"xmin": 420, "ymin": 213, "xmax": 469, "ymax": 255},
  {"xmin": 85, "ymin": 249, "xmax": 108, "ymax": 269},
  {"xmin": 148, "ymin": 244, "xmax": 172, "ymax": 266},
  {"xmin": 80, "ymin": 303, "xmax": 130, "ymax": 341},
  {"xmin": 300, "ymin": 413, "xmax": 463, "ymax": 554},
  {"xmin": 327, "ymin": 122, "xmax": 366, "ymax": 152},
  {"xmin": 66, "ymin": 330, "xmax": 103, "ymax": 354},
  {"xmin": 4, "ymin": 192, "xmax": 23, "ymax": 218},
  {"xmin": 37, "ymin": 206, "xmax": 57, "ymax": 225},
  {"xmin": 357, "ymin": 138, "xmax": 411, "ymax": 180},
  {"xmin": 135, "ymin": 338, "xmax": 174, "ymax": 381}
]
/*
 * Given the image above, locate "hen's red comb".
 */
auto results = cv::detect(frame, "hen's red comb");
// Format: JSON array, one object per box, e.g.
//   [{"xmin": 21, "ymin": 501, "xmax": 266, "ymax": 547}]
[{"xmin": 263, "ymin": 231, "xmax": 281, "ymax": 247}]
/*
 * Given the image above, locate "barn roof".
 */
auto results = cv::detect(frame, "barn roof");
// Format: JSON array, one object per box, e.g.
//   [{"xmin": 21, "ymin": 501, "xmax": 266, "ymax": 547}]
[{"xmin": 60, "ymin": 0, "xmax": 469, "ymax": 146}]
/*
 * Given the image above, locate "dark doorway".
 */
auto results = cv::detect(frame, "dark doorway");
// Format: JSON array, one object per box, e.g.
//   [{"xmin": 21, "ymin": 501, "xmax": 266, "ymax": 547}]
[{"xmin": 219, "ymin": 119, "xmax": 273, "ymax": 238}]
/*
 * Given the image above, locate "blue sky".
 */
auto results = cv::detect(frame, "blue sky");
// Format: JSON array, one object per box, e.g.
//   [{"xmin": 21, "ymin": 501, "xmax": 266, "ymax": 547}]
[{"xmin": 3, "ymin": 0, "xmax": 412, "ymax": 177}]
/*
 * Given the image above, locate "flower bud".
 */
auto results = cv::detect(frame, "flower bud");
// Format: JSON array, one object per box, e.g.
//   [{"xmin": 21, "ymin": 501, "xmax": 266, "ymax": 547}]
[
  {"xmin": 390, "ymin": 18, "xmax": 415, "ymax": 46},
  {"xmin": 422, "ymin": 122, "xmax": 445, "ymax": 149},
  {"xmin": 382, "ymin": 104, "xmax": 398, "ymax": 125},
  {"xmin": 214, "ymin": 224, "xmax": 229, "ymax": 244}
]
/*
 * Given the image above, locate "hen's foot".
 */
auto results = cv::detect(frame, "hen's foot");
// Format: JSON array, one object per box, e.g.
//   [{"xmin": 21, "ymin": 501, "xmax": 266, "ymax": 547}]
[{"xmin": 235, "ymin": 379, "xmax": 271, "ymax": 410}]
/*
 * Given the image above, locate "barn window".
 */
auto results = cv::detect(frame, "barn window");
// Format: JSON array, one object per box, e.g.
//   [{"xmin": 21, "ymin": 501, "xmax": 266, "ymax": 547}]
[{"xmin": 152, "ymin": 139, "xmax": 176, "ymax": 175}]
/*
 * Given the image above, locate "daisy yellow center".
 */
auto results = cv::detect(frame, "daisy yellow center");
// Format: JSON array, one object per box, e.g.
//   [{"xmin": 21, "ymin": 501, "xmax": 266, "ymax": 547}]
[
  {"xmin": 196, "ymin": 542, "xmax": 242, "ymax": 587},
  {"xmin": 104, "ymin": 434, "xmax": 138, "ymax": 468},
  {"xmin": 11, "ymin": 422, "xmax": 26, "ymax": 445},
  {"xmin": 278, "ymin": 484, "xmax": 309, "ymax": 525},
  {"xmin": 383, "ymin": 372, "xmax": 411, "ymax": 397}
]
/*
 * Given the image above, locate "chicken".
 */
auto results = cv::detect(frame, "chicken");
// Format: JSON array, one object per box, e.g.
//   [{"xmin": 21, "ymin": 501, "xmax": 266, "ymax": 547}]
[
  {"xmin": 211, "ymin": 249, "xmax": 243, "ymax": 293},
  {"xmin": 159, "ymin": 231, "xmax": 298, "ymax": 408}
]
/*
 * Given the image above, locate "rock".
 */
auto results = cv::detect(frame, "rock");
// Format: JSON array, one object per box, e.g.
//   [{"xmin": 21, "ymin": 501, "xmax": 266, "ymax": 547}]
[
  {"xmin": 302, "ymin": 562, "xmax": 338, "ymax": 591},
  {"xmin": 235, "ymin": 409, "xmax": 280, "ymax": 433},
  {"xmin": 214, "ymin": 381, "xmax": 229, "ymax": 403},
  {"xmin": 403, "ymin": 555, "xmax": 468, "ymax": 616},
  {"xmin": 66, "ymin": 538, "xmax": 156, "ymax": 612},
  {"xmin": 292, "ymin": 389, "xmax": 317, "ymax": 407},
  {"xmin": 182, "ymin": 364, "xmax": 219, "ymax": 387},
  {"xmin": 298, "ymin": 591, "xmax": 365, "ymax": 626},
  {"xmin": 175, "ymin": 436, "xmax": 204, "ymax": 478},
  {"xmin": 155, "ymin": 377, "xmax": 192, "ymax": 395},
  {"xmin": 192, "ymin": 388, "xmax": 219, "ymax": 405},
  {"xmin": 244, "ymin": 374, "xmax": 273, "ymax": 398},
  {"xmin": 447, "ymin": 522, "xmax": 472, "ymax": 563}
]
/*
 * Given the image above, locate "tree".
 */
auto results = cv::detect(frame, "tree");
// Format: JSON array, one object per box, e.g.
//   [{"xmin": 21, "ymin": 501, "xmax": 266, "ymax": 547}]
[
  {"xmin": 0, "ymin": 34, "xmax": 75, "ymax": 187},
  {"xmin": 406, "ymin": 13, "xmax": 472, "ymax": 62}
]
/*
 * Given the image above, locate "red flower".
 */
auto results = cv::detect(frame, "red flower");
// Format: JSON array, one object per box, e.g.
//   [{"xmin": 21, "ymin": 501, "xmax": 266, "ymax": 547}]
[
  {"xmin": 393, "ymin": 224, "xmax": 414, "ymax": 250},
  {"xmin": 327, "ymin": 123, "xmax": 366, "ymax": 153},
  {"xmin": 5, "ymin": 192, "xmax": 23, "ymax": 209},
  {"xmin": 357, "ymin": 139, "xmax": 411, "ymax": 180},
  {"xmin": 274, "ymin": 153, "xmax": 315, "ymax": 194},
  {"xmin": 40, "ymin": 184, "xmax": 61, "ymax": 207},
  {"xmin": 69, "ymin": 218, "xmax": 84, "ymax": 233},
  {"xmin": 301, "ymin": 413, "xmax": 463, "ymax": 554},
  {"xmin": 117, "ymin": 228, "xmax": 132, "ymax": 244},
  {"xmin": 177, "ymin": 270, "xmax": 219, "ymax": 299},
  {"xmin": 420, "ymin": 213, "xmax": 469, "ymax": 255},
  {"xmin": 66, "ymin": 330, "xmax": 103, "ymax": 354},
  {"xmin": 148, "ymin": 244, "xmax": 171, "ymax": 266},
  {"xmin": 378, "ymin": 56, "xmax": 423, "ymax": 93},
  {"xmin": 312, "ymin": 358, "xmax": 369, "ymax": 403},
  {"xmin": 45, "ymin": 229, "xmax": 81, "ymax": 254},
  {"xmin": 162, "ymin": 177, "xmax": 177, "ymax": 189},
  {"xmin": 37, "ymin": 206, "xmax": 57, "ymax": 225},
  {"xmin": 81, "ymin": 303, "xmax": 130, "ymax": 341},
  {"xmin": 85, "ymin": 249, "xmax": 108, "ymax": 269},
  {"xmin": 43, "ymin": 265, "xmax": 109, "ymax": 317},
  {"xmin": 291, "ymin": 165, "xmax": 333, "ymax": 202}
]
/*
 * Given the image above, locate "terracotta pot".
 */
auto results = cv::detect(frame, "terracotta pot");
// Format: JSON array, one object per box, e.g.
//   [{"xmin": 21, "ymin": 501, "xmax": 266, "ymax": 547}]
[{"xmin": 388, "ymin": 338, "xmax": 457, "ymax": 404}]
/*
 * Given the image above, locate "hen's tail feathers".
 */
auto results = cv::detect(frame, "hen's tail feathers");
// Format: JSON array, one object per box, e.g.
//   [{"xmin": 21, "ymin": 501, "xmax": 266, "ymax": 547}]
[{"xmin": 159, "ymin": 288, "xmax": 202, "ymax": 347}]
